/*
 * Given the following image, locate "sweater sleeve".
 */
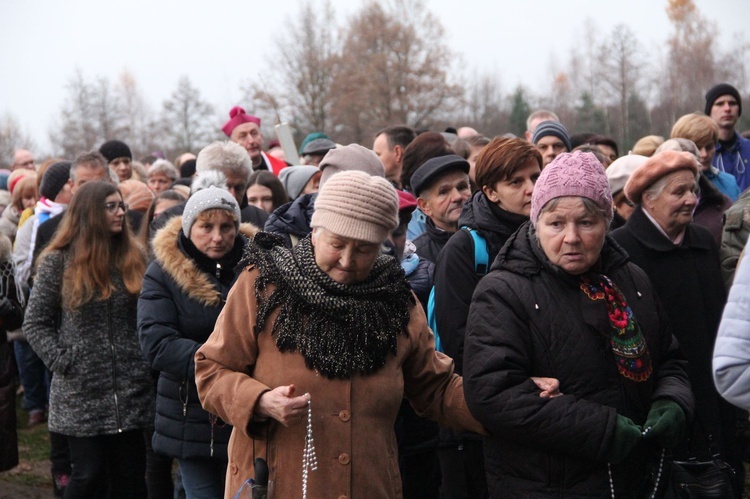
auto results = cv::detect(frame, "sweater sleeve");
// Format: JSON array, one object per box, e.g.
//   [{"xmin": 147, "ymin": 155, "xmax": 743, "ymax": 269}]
[
  {"xmin": 22, "ymin": 251, "xmax": 76, "ymax": 374},
  {"xmin": 713, "ymin": 250, "xmax": 750, "ymax": 410},
  {"xmin": 464, "ymin": 274, "xmax": 616, "ymax": 463},
  {"xmin": 401, "ymin": 299, "xmax": 485, "ymax": 435},
  {"xmin": 195, "ymin": 268, "xmax": 271, "ymax": 438},
  {"xmin": 138, "ymin": 263, "xmax": 201, "ymax": 380},
  {"xmin": 433, "ymin": 230, "xmax": 480, "ymax": 375}
]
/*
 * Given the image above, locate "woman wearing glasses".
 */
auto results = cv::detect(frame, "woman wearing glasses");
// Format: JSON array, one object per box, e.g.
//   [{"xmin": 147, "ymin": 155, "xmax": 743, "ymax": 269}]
[{"xmin": 23, "ymin": 181, "xmax": 154, "ymax": 498}]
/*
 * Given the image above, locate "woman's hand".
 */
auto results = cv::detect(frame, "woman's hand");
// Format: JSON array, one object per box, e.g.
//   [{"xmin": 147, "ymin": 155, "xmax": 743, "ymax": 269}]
[
  {"xmin": 256, "ymin": 384, "xmax": 310, "ymax": 427},
  {"xmin": 531, "ymin": 377, "xmax": 562, "ymax": 398}
]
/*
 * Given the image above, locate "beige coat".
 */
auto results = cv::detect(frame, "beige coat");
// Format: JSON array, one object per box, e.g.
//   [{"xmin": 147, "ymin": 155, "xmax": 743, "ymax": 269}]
[{"xmin": 195, "ymin": 266, "xmax": 483, "ymax": 499}]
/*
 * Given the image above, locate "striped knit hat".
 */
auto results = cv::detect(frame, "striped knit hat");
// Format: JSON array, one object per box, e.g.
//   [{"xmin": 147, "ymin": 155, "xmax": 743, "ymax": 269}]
[{"xmin": 311, "ymin": 170, "xmax": 398, "ymax": 244}]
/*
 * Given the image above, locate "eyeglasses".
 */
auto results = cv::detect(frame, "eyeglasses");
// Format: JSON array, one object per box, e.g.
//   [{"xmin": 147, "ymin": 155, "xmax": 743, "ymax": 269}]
[{"xmin": 104, "ymin": 201, "xmax": 128, "ymax": 213}]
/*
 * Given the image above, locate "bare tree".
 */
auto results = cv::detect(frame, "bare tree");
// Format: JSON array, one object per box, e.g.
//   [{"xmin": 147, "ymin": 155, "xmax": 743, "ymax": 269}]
[
  {"xmin": 330, "ymin": 0, "xmax": 462, "ymax": 144},
  {"xmin": 52, "ymin": 69, "xmax": 101, "ymax": 158},
  {"xmin": 115, "ymin": 70, "xmax": 161, "ymax": 157},
  {"xmin": 0, "ymin": 113, "xmax": 36, "ymax": 169},
  {"xmin": 161, "ymin": 76, "xmax": 217, "ymax": 154},
  {"xmin": 461, "ymin": 71, "xmax": 508, "ymax": 137}
]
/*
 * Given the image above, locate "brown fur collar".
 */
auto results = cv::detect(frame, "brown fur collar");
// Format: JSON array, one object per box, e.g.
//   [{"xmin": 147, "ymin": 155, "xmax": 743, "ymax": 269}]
[{"xmin": 152, "ymin": 216, "xmax": 258, "ymax": 306}]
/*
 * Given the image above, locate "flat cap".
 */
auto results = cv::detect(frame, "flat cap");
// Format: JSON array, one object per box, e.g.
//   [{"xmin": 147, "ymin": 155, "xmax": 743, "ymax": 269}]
[{"xmin": 411, "ymin": 155, "xmax": 469, "ymax": 197}]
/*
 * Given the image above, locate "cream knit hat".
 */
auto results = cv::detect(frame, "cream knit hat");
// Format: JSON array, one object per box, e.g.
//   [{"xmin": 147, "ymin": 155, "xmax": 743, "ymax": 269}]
[{"xmin": 311, "ymin": 170, "xmax": 398, "ymax": 244}]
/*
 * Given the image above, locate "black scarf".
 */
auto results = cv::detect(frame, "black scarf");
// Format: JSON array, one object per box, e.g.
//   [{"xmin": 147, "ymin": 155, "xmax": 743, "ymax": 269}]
[{"xmin": 240, "ymin": 232, "xmax": 415, "ymax": 379}]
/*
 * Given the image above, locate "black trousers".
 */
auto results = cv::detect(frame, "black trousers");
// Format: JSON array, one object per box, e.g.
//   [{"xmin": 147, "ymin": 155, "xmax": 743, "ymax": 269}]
[{"xmin": 65, "ymin": 429, "xmax": 146, "ymax": 499}]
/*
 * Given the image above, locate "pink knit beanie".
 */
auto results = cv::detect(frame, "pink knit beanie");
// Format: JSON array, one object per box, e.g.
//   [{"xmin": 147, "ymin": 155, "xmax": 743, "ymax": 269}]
[
  {"xmin": 530, "ymin": 151, "xmax": 612, "ymax": 226},
  {"xmin": 311, "ymin": 170, "xmax": 398, "ymax": 244},
  {"xmin": 221, "ymin": 106, "xmax": 261, "ymax": 137}
]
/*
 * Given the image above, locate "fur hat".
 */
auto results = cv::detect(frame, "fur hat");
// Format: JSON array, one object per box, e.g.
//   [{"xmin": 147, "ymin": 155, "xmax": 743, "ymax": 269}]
[
  {"xmin": 530, "ymin": 151, "xmax": 612, "ymax": 225},
  {"xmin": 99, "ymin": 140, "xmax": 132, "ymax": 163},
  {"xmin": 705, "ymin": 83, "xmax": 742, "ymax": 116},
  {"xmin": 624, "ymin": 150, "xmax": 699, "ymax": 205},
  {"xmin": 311, "ymin": 170, "xmax": 398, "ymax": 244},
  {"xmin": 606, "ymin": 155, "xmax": 648, "ymax": 195},
  {"xmin": 532, "ymin": 121, "xmax": 572, "ymax": 151},
  {"xmin": 222, "ymin": 106, "xmax": 261, "ymax": 136},
  {"xmin": 279, "ymin": 165, "xmax": 320, "ymax": 200},
  {"xmin": 182, "ymin": 186, "xmax": 240, "ymax": 237},
  {"xmin": 318, "ymin": 144, "xmax": 385, "ymax": 187},
  {"xmin": 39, "ymin": 161, "xmax": 72, "ymax": 201}
]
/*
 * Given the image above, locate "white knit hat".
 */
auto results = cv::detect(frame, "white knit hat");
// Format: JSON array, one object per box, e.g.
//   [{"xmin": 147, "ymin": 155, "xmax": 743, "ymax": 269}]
[{"xmin": 182, "ymin": 186, "xmax": 241, "ymax": 237}]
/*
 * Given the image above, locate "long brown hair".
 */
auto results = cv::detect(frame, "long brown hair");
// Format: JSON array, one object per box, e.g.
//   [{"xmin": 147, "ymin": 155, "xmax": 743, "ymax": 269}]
[{"xmin": 39, "ymin": 181, "xmax": 146, "ymax": 309}]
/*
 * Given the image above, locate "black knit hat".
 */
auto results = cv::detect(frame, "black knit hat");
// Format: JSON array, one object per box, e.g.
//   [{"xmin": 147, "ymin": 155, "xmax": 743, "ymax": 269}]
[
  {"xmin": 99, "ymin": 140, "xmax": 132, "ymax": 163},
  {"xmin": 39, "ymin": 161, "xmax": 72, "ymax": 201},
  {"xmin": 705, "ymin": 83, "xmax": 742, "ymax": 116},
  {"xmin": 532, "ymin": 121, "xmax": 572, "ymax": 151}
]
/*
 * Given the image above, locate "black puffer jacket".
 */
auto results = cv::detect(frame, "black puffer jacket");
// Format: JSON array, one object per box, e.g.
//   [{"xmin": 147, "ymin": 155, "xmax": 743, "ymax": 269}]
[
  {"xmin": 434, "ymin": 191, "xmax": 527, "ymax": 375},
  {"xmin": 465, "ymin": 222, "xmax": 693, "ymax": 497},
  {"xmin": 138, "ymin": 217, "xmax": 257, "ymax": 459},
  {"xmin": 264, "ymin": 193, "xmax": 316, "ymax": 248}
]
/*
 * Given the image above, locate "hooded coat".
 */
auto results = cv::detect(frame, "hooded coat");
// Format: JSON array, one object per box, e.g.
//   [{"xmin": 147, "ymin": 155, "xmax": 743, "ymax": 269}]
[
  {"xmin": 138, "ymin": 217, "xmax": 258, "ymax": 459},
  {"xmin": 464, "ymin": 222, "xmax": 693, "ymax": 497},
  {"xmin": 263, "ymin": 192, "xmax": 316, "ymax": 248}
]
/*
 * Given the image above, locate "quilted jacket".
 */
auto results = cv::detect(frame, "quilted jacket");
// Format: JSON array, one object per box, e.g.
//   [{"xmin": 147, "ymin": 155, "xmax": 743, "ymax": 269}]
[{"xmin": 465, "ymin": 222, "xmax": 693, "ymax": 497}]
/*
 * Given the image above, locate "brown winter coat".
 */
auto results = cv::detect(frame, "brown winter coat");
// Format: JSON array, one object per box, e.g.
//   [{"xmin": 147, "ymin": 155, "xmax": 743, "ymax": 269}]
[{"xmin": 195, "ymin": 266, "xmax": 483, "ymax": 499}]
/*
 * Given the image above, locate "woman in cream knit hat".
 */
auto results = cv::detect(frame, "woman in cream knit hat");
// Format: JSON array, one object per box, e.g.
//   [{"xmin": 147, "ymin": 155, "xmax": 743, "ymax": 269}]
[{"xmin": 194, "ymin": 170, "xmax": 489, "ymax": 498}]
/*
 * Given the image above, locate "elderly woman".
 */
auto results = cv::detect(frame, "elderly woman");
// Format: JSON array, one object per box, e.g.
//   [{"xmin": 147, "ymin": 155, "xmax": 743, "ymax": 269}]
[
  {"xmin": 195, "ymin": 170, "xmax": 486, "ymax": 498},
  {"xmin": 464, "ymin": 151, "xmax": 694, "ymax": 497},
  {"xmin": 611, "ymin": 149, "xmax": 743, "ymax": 490},
  {"xmin": 139, "ymin": 187, "xmax": 258, "ymax": 498}
]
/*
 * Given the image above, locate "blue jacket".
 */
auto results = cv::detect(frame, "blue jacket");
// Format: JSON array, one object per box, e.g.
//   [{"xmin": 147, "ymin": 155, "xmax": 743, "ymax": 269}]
[
  {"xmin": 713, "ymin": 132, "xmax": 750, "ymax": 192},
  {"xmin": 705, "ymin": 167, "xmax": 741, "ymax": 201}
]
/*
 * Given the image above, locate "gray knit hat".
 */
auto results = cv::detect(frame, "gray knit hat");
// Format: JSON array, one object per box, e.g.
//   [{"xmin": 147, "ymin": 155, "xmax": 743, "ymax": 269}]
[
  {"xmin": 318, "ymin": 143, "xmax": 385, "ymax": 187},
  {"xmin": 182, "ymin": 186, "xmax": 241, "ymax": 237},
  {"xmin": 279, "ymin": 165, "xmax": 320, "ymax": 200},
  {"xmin": 311, "ymin": 170, "xmax": 398, "ymax": 244},
  {"xmin": 532, "ymin": 121, "xmax": 572, "ymax": 151}
]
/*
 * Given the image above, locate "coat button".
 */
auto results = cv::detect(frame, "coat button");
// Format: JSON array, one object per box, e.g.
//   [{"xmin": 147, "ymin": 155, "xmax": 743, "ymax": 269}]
[
  {"xmin": 338, "ymin": 453, "xmax": 350, "ymax": 465},
  {"xmin": 338, "ymin": 410, "xmax": 350, "ymax": 422},
  {"xmin": 230, "ymin": 463, "xmax": 238, "ymax": 475}
]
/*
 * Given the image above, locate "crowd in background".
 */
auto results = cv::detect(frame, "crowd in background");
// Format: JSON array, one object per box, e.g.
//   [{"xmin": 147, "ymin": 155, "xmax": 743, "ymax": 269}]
[{"xmin": 0, "ymin": 82, "xmax": 749, "ymax": 498}]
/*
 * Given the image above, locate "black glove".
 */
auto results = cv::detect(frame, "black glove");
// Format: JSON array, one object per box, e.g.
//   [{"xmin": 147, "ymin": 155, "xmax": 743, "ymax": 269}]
[
  {"xmin": 643, "ymin": 399, "xmax": 686, "ymax": 449},
  {"xmin": 607, "ymin": 415, "xmax": 642, "ymax": 464}
]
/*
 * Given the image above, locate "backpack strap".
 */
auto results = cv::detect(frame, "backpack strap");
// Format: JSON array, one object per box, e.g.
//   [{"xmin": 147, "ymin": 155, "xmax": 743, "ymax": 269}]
[{"xmin": 461, "ymin": 226, "xmax": 489, "ymax": 275}]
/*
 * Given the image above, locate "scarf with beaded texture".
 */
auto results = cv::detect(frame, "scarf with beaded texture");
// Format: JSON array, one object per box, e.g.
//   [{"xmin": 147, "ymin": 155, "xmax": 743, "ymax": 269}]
[{"xmin": 241, "ymin": 232, "xmax": 415, "ymax": 379}]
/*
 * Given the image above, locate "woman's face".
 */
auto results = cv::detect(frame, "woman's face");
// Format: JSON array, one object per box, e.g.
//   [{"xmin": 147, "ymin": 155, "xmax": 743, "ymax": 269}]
[
  {"xmin": 189, "ymin": 210, "xmax": 238, "ymax": 260},
  {"xmin": 148, "ymin": 174, "xmax": 172, "ymax": 194},
  {"xmin": 643, "ymin": 170, "xmax": 698, "ymax": 238},
  {"xmin": 312, "ymin": 228, "xmax": 381, "ymax": 285},
  {"xmin": 104, "ymin": 193, "xmax": 127, "ymax": 234},
  {"xmin": 301, "ymin": 171, "xmax": 322, "ymax": 196},
  {"xmin": 22, "ymin": 192, "xmax": 37, "ymax": 209},
  {"xmin": 695, "ymin": 140, "xmax": 716, "ymax": 172},
  {"xmin": 536, "ymin": 196, "xmax": 607, "ymax": 275},
  {"xmin": 110, "ymin": 157, "xmax": 132, "ymax": 182},
  {"xmin": 482, "ymin": 160, "xmax": 540, "ymax": 216},
  {"xmin": 246, "ymin": 184, "xmax": 275, "ymax": 213}
]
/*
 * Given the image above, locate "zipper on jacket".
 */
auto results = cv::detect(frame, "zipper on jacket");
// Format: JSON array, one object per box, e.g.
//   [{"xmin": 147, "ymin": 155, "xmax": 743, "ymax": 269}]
[
  {"xmin": 179, "ymin": 379, "xmax": 188, "ymax": 417},
  {"xmin": 108, "ymin": 298, "xmax": 123, "ymax": 432},
  {"xmin": 215, "ymin": 263, "xmax": 221, "ymax": 279}
]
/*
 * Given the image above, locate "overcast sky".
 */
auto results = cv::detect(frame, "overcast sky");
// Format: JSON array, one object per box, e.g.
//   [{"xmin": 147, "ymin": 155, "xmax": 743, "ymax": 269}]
[{"xmin": 1, "ymin": 0, "xmax": 747, "ymax": 154}]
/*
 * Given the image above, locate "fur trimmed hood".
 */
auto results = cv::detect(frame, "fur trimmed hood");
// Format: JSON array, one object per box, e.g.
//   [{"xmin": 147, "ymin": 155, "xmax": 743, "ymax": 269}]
[{"xmin": 152, "ymin": 216, "xmax": 258, "ymax": 306}]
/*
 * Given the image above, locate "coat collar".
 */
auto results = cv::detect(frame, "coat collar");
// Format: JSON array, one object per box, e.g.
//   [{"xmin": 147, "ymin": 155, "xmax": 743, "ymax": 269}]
[
  {"xmin": 152, "ymin": 217, "xmax": 258, "ymax": 306},
  {"xmin": 624, "ymin": 206, "xmax": 713, "ymax": 252}
]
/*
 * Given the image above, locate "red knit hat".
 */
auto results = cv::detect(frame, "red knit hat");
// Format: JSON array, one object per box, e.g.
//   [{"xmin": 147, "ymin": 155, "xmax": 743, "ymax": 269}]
[
  {"xmin": 221, "ymin": 106, "xmax": 261, "ymax": 137},
  {"xmin": 624, "ymin": 150, "xmax": 699, "ymax": 204}
]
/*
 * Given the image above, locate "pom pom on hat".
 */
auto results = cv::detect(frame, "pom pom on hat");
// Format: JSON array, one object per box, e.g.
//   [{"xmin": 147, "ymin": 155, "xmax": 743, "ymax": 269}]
[{"xmin": 222, "ymin": 106, "xmax": 261, "ymax": 137}]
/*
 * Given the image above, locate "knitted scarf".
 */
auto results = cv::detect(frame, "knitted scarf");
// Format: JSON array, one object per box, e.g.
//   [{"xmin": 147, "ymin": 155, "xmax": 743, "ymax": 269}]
[
  {"xmin": 579, "ymin": 273, "xmax": 653, "ymax": 382},
  {"xmin": 241, "ymin": 232, "xmax": 415, "ymax": 379}
]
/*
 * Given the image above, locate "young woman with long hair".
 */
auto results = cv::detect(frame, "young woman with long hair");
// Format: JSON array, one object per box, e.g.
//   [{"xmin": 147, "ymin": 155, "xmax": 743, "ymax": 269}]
[{"xmin": 23, "ymin": 181, "xmax": 153, "ymax": 498}]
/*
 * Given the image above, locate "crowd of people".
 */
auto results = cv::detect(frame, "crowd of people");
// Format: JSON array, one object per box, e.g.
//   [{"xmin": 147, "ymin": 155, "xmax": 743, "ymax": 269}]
[{"xmin": 0, "ymin": 82, "xmax": 749, "ymax": 499}]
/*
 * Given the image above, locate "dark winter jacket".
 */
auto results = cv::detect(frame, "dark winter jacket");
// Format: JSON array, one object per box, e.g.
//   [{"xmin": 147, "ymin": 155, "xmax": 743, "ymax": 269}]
[
  {"xmin": 434, "ymin": 192, "xmax": 527, "ymax": 375},
  {"xmin": 413, "ymin": 218, "xmax": 454, "ymax": 264},
  {"xmin": 719, "ymin": 188, "xmax": 750, "ymax": 289},
  {"xmin": 693, "ymin": 173, "xmax": 733, "ymax": 247},
  {"xmin": 465, "ymin": 222, "xmax": 693, "ymax": 497},
  {"xmin": 138, "ymin": 217, "xmax": 258, "ymax": 459},
  {"xmin": 264, "ymin": 192, "xmax": 316, "ymax": 248},
  {"xmin": 611, "ymin": 206, "xmax": 737, "ymax": 461},
  {"xmin": 23, "ymin": 250, "xmax": 154, "ymax": 437}
]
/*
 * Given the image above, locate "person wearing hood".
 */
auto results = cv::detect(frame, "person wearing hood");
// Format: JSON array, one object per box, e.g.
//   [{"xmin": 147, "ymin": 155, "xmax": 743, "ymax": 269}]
[
  {"xmin": 264, "ymin": 144, "xmax": 385, "ymax": 248},
  {"xmin": 139, "ymin": 187, "xmax": 258, "ymax": 498},
  {"xmin": 432, "ymin": 137, "xmax": 541, "ymax": 498},
  {"xmin": 464, "ymin": 151, "xmax": 693, "ymax": 497}
]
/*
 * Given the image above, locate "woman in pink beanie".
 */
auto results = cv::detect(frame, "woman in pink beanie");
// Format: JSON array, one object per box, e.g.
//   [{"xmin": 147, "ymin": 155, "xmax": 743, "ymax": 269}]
[{"xmin": 465, "ymin": 151, "xmax": 694, "ymax": 497}]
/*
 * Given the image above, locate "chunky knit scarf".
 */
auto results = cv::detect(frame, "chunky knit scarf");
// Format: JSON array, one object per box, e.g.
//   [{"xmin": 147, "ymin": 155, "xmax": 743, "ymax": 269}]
[
  {"xmin": 241, "ymin": 232, "xmax": 415, "ymax": 379},
  {"xmin": 579, "ymin": 273, "xmax": 653, "ymax": 382}
]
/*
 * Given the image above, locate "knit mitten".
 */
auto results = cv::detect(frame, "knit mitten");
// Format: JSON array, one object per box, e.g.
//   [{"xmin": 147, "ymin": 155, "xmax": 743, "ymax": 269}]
[
  {"xmin": 607, "ymin": 415, "xmax": 642, "ymax": 464},
  {"xmin": 643, "ymin": 399, "xmax": 686, "ymax": 449}
]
